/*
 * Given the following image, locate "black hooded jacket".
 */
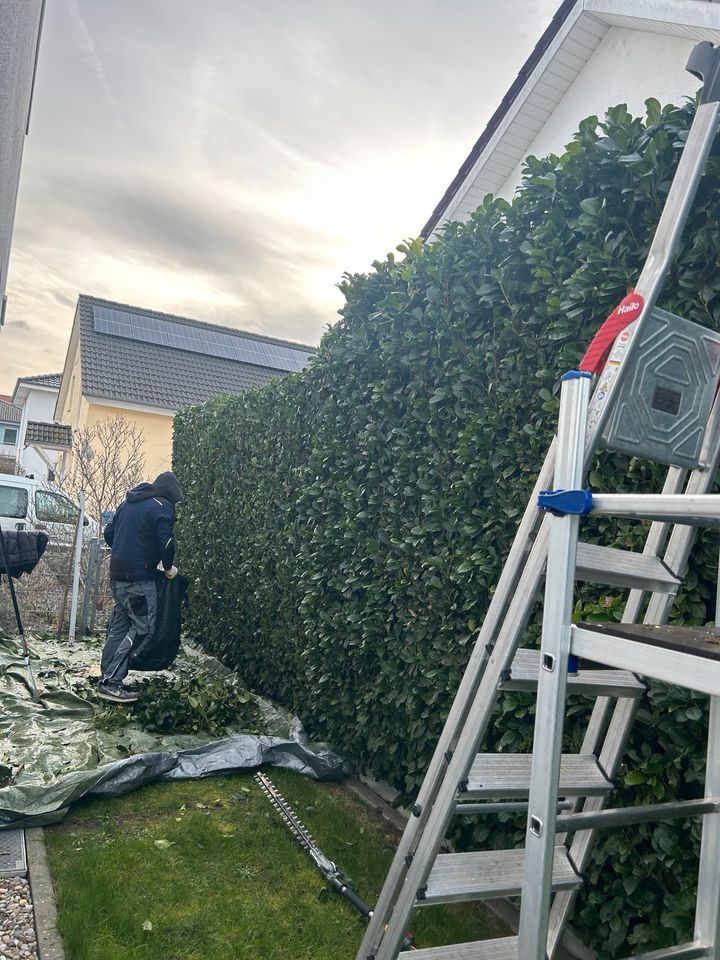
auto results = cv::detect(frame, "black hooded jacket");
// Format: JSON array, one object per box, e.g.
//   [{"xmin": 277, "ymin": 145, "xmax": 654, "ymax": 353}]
[{"xmin": 104, "ymin": 471, "xmax": 184, "ymax": 581}]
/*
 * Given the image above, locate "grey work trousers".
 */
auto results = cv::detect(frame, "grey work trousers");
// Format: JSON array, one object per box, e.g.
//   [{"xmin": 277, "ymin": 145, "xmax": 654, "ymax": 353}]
[{"xmin": 100, "ymin": 579, "xmax": 157, "ymax": 686}]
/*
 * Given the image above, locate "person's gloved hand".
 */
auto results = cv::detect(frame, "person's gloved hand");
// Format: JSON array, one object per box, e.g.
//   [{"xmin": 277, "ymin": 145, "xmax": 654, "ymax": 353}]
[{"xmin": 164, "ymin": 565, "xmax": 179, "ymax": 580}]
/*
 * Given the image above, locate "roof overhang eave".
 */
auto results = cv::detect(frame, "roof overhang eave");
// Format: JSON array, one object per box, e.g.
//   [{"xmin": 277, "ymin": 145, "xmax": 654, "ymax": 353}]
[
  {"xmin": 83, "ymin": 393, "xmax": 179, "ymax": 418},
  {"xmin": 422, "ymin": 0, "xmax": 720, "ymax": 238}
]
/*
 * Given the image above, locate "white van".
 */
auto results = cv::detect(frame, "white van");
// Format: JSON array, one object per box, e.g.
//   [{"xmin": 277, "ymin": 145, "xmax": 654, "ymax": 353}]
[{"xmin": 0, "ymin": 474, "xmax": 99, "ymax": 543}]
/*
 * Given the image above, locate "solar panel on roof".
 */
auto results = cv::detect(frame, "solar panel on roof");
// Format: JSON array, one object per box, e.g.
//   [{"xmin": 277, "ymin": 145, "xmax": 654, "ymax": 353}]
[{"xmin": 92, "ymin": 305, "xmax": 312, "ymax": 373}]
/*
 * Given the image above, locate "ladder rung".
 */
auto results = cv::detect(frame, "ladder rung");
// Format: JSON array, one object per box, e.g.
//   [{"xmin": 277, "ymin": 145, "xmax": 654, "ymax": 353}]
[
  {"xmin": 399, "ymin": 936, "xmax": 518, "ymax": 959},
  {"xmin": 502, "ymin": 649, "xmax": 646, "ymax": 698},
  {"xmin": 616, "ymin": 942, "xmax": 710, "ymax": 959},
  {"xmin": 575, "ymin": 542, "xmax": 680, "ymax": 595},
  {"xmin": 572, "ymin": 622, "xmax": 720, "ymax": 696},
  {"xmin": 591, "ymin": 493, "xmax": 720, "ymax": 529},
  {"xmin": 557, "ymin": 797, "xmax": 719, "ymax": 833},
  {"xmin": 463, "ymin": 753, "xmax": 611, "ymax": 799},
  {"xmin": 420, "ymin": 847, "xmax": 580, "ymax": 905}
]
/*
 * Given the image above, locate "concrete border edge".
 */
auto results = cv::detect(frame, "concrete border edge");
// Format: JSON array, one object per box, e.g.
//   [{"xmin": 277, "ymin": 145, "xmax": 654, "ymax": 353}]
[{"xmin": 25, "ymin": 828, "xmax": 66, "ymax": 960}]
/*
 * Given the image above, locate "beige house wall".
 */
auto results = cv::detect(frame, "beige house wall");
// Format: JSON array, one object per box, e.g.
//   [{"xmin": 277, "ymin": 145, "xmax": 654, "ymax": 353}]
[
  {"xmin": 59, "ymin": 347, "xmax": 84, "ymax": 430},
  {"xmin": 58, "ymin": 334, "xmax": 175, "ymax": 478},
  {"xmin": 84, "ymin": 403, "xmax": 173, "ymax": 478}
]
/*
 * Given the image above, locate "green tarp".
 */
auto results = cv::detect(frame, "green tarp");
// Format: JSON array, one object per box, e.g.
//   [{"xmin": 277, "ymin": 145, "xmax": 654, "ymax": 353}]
[{"xmin": 0, "ymin": 634, "xmax": 346, "ymax": 828}]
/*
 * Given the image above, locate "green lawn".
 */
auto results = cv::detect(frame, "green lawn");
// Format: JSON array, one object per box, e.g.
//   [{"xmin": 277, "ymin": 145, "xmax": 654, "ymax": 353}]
[{"xmin": 45, "ymin": 769, "xmax": 507, "ymax": 959}]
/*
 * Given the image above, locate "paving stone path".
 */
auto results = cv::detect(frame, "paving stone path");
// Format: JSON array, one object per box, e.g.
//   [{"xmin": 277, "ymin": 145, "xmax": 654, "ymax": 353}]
[{"xmin": 0, "ymin": 878, "xmax": 39, "ymax": 960}]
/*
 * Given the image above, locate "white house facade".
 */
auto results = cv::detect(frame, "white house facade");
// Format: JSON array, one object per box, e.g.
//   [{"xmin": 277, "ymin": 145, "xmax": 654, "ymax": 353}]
[
  {"xmin": 0, "ymin": 399, "xmax": 21, "ymax": 464},
  {"xmin": 0, "ymin": 0, "xmax": 44, "ymax": 328},
  {"xmin": 423, "ymin": 0, "xmax": 720, "ymax": 237},
  {"xmin": 11, "ymin": 373, "xmax": 69, "ymax": 479}
]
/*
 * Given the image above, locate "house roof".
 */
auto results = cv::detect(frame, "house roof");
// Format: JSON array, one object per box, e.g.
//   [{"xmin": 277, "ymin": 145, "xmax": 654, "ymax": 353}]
[
  {"xmin": 25, "ymin": 420, "xmax": 72, "ymax": 449},
  {"xmin": 0, "ymin": 400, "xmax": 22, "ymax": 425},
  {"xmin": 65, "ymin": 295, "xmax": 317, "ymax": 413},
  {"xmin": 421, "ymin": 0, "xmax": 720, "ymax": 237},
  {"xmin": 16, "ymin": 372, "xmax": 63, "ymax": 389}
]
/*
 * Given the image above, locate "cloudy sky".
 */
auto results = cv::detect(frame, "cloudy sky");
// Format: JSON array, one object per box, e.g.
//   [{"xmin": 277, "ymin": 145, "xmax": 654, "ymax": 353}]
[{"xmin": 2, "ymin": 0, "xmax": 560, "ymax": 393}]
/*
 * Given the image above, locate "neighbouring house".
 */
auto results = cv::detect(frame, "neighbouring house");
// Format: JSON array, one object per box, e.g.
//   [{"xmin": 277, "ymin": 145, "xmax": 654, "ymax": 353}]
[
  {"xmin": 423, "ymin": 0, "xmax": 720, "ymax": 238},
  {"xmin": 56, "ymin": 294, "xmax": 316, "ymax": 477},
  {"xmin": 0, "ymin": 0, "xmax": 45, "ymax": 329},
  {"xmin": 10, "ymin": 372, "xmax": 71, "ymax": 479},
  {"xmin": 0, "ymin": 398, "xmax": 21, "ymax": 470}
]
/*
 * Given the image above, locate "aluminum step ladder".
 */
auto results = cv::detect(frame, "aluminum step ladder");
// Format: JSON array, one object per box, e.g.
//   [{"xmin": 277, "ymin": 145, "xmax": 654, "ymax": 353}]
[
  {"xmin": 357, "ymin": 41, "xmax": 720, "ymax": 960},
  {"xmin": 517, "ymin": 371, "xmax": 720, "ymax": 960}
]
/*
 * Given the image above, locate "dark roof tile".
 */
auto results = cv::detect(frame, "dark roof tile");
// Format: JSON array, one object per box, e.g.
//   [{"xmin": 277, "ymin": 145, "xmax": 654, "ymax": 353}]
[
  {"xmin": 25, "ymin": 421, "xmax": 72, "ymax": 447},
  {"xmin": 77, "ymin": 295, "xmax": 317, "ymax": 410},
  {"xmin": 16, "ymin": 372, "xmax": 63, "ymax": 388},
  {"xmin": 0, "ymin": 401, "xmax": 22, "ymax": 425}
]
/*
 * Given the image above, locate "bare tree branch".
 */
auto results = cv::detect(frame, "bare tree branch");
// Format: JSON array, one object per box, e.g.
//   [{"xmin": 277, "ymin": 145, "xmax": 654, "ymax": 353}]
[{"xmin": 62, "ymin": 415, "xmax": 146, "ymax": 528}]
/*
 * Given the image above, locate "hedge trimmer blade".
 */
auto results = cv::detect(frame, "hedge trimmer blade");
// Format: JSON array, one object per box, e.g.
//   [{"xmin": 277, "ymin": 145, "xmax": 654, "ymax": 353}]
[
  {"xmin": 253, "ymin": 772, "xmax": 416, "ymax": 950},
  {"xmin": 254, "ymin": 771, "xmax": 336, "ymax": 876}
]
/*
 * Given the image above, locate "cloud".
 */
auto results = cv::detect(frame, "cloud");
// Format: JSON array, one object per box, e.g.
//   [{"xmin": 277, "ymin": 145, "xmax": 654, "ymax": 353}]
[
  {"xmin": 2, "ymin": 0, "xmax": 562, "ymax": 391},
  {"xmin": 15, "ymin": 162, "xmax": 339, "ymax": 312},
  {"xmin": 66, "ymin": 0, "xmax": 122, "ymax": 126}
]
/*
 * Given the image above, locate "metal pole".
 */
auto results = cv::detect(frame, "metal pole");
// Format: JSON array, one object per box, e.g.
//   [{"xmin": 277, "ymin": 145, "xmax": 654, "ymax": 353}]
[
  {"xmin": 517, "ymin": 372, "xmax": 591, "ymax": 960},
  {"xmin": 79, "ymin": 536, "xmax": 99, "ymax": 636},
  {"xmin": 692, "ymin": 545, "xmax": 720, "ymax": 958},
  {"xmin": 88, "ymin": 541, "xmax": 103, "ymax": 634},
  {"xmin": 556, "ymin": 798, "xmax": 719, "ymax": 833},
  {"xmin": 67, "ymin": 491, "xmax": 85, "ymax": 642}
]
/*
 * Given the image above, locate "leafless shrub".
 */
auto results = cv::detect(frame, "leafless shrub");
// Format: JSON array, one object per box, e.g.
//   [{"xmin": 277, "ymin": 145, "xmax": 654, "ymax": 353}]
[{"xmin": 63, "ymin": 415, "xmax": 146, "ymax": 526}]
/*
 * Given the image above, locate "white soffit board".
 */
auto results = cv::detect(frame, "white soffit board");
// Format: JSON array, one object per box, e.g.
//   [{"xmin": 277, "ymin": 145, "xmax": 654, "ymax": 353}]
[
  {"xmin": 434, "ymin": 0, "xmax": 720, "ymax": 234},
  {"xmin": 588, "ymin": 0, "xmax": 720, "ymax": 40}
]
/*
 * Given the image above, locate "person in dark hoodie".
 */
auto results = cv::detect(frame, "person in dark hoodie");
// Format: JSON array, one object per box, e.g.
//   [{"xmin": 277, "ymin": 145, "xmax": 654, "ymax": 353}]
[{"xmin": 97, "ymin": 470, "xmax": 184, "ymax": 703}]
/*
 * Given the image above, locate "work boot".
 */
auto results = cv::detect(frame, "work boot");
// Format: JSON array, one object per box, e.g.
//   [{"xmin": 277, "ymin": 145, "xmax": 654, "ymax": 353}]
[{"xmin": 97, "ymin": 683, "xmax": 140, "ymax": 704}]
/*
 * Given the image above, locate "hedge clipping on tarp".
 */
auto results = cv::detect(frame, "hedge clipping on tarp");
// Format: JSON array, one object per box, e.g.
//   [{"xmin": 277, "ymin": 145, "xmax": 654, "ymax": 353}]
[{"xmin": 174, "ymin": 100, "xmax": 720, "ymax": 957}]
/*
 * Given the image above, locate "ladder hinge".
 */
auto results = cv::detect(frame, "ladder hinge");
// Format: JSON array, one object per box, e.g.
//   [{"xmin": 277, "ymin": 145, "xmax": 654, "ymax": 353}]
[
  {"xmin": 444, "ymin": 750, "xmax": 453, "ymax": 763},
  {"xmin": 458, "ymin": 779, "xmax": 469, "ymax": 793},
  {"xmin": 485, "ymin": 643, "xmax": 494, "ymax": 656},
  {"xmin": 416, "ymin": 886, "xmax": 427, "ymax": 901},
  {"xmin": 412, "ymin": 804, "xmax": 422, "ymax": 817},
  {"xmin": 500, "ymin": 668, "xmax": 511, "ymax": 682},
  {"xmin": 404, "ymin": 854, "xmax": 413, "ymax": 867},
  {"xmin": 537, "ymin": 488, "xmax": 593, "ymax": 516}
]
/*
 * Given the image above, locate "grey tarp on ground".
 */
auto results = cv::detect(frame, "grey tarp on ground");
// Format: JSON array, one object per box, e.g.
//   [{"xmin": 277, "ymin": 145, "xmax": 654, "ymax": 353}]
[{"xmin": 0, "ymin": 634, "xmax": 347, "ymax": 828}]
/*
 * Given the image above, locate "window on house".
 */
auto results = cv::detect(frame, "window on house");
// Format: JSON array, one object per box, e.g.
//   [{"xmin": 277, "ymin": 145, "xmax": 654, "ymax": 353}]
[
  {"xmin": 35, "ymin": 490, "xmax": 79, "ymax": 524},
  {"xmin": 0, "ymin": 485, "xmax": 29, "ymax": 519},
  {"xmin": 2, "ymin": 427, "xmax": 18, "ymax": 446}
]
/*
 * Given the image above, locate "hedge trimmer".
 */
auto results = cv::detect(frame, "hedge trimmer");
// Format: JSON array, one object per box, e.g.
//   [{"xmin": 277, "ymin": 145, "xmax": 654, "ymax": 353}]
[{"xmin": 254, "ymin": 772, "xmax": 416, "ymax": 951}]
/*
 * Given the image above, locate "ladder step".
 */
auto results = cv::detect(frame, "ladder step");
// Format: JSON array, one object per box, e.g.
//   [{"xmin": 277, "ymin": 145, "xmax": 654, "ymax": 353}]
[
  {"xmin": 502, "ymin": 648, "xmax": 646, "ymax": 698},
  {"xmin": 575, "ymin": 541, "xmax": 680, "ymax": 595},
  {"xmin": 463, "ymin": 753, "xmax": 611, "ymax": 799},
  {"xmin": 616, "ymin": 942, "xmax": 710, "ymax": 959},
  {"xmin": 420, "ymin": 847, "xmax": 580, "ymax": 905},
  {"xmin": 399, "ymin": 936, "xmax": 518, "ymax": 959}
]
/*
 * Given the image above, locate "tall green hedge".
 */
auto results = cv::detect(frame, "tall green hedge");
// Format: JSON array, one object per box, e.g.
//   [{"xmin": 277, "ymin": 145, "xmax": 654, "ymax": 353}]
[{"xmin": 174, "ymin": 99, "xmax": 720, "ymax": 956}]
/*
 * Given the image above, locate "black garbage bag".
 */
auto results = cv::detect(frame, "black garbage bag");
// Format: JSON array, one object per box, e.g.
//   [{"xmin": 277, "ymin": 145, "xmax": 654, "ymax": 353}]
[{"xmin": 129, "ymin": 573, "xmax": 189, "ymax": 671}]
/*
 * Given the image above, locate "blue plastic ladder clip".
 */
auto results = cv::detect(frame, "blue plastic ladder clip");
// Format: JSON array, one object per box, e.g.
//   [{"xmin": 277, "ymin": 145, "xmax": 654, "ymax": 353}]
[{"xmin": 537, "ymin": 489, "xmax": 594, "ymax": 516}]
